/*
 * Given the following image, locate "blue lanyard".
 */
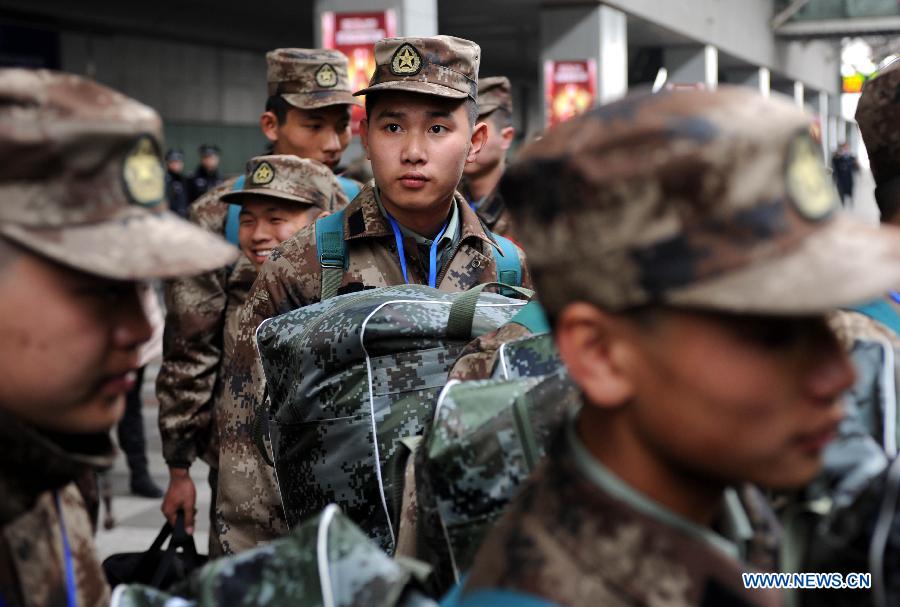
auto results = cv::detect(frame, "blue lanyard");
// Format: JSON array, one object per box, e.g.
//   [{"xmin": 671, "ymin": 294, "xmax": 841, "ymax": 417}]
[
  {"xmin": 53, "ymin": 491, "xmax": 78, "ymax": 607},
  {"xmin": 385, "ymin": 213, "xmax": 449, "ymax": 288},
  {"xmin": 890, "ymin": 291, "xmax": 900, "ymax": 305}
]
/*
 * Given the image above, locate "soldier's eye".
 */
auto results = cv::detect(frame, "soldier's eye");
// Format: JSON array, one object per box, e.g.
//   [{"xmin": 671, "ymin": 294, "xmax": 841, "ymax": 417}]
[
  {"xmin": 429, "ymin": 125, "xmax": 447, "ymax": 134},
  {"xmin": 386, "ymin": 123, "xmax": 402, "ymax": 133}
]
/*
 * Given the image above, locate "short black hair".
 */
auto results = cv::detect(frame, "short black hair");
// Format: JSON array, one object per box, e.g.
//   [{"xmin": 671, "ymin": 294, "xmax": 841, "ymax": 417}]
[
  {"xmin": 365, "ymin": 92, "xmax": 478, "ymax": 129},
  {"xmin": 265, "ymin": 95, "xmax": 292, "ymax": 125},
  {"xmin": 483, "ymin": 107, "xmax": 513, "ymax": 130}
]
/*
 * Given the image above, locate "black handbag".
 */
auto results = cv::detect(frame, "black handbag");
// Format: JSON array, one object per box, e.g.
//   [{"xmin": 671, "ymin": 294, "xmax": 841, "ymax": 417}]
[{"xmin": 102, "ymin": 510, "xmax": 207, "ymax": 589}]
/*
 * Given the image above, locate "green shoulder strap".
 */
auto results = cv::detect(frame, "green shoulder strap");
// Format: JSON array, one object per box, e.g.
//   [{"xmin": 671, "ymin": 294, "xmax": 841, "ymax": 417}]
[
  {"xmin": 490, "ymin": 234, "xmax": 522, "ymax": 287},
  {"xmin": 315, "ymin": 210, "xmax": 348, "ymax": 301}
]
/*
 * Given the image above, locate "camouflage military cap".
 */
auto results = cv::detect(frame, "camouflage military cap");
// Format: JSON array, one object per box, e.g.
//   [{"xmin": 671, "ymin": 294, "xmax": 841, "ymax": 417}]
[
  {"xmin": 477, "ymin": 76, "xmax": 513, "ymax": 117},
  {"xmin": 353, "ymin": 36, "xmax": 480, "ymax": 100},
  {"xmin": 267, "ymin": 48, "xmax": 361, "ymax": 110},
  {"xmin": 502, "ymin": 86, "xmax": 900, "ymax": 316},
  {"xmin": 220, "ymin": 155, "xmax": 341, "ymax": 212},
  {"xmin": 0, "ymin": 69, "xmax": 237, "ymax": 280},
  {"xmin": 856, "ymin": 59, "xmax": 900, "ymax": 219}
]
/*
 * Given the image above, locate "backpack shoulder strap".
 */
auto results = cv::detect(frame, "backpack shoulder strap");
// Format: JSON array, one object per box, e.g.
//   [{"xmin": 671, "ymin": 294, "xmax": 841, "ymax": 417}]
[
  {"xmin": 315, "ymin": 209, "xmax": 348, "ymax": 301},
  {"xmin": 224, "ymin": 174, "xmax": 246, "ymax": 246},
  {"xmin": 336, "ymin": 175, "xmax": 362, "ymax": 202},
  {"xmin": 490, "ymin": 233, "xmax": 522, "ymax": 287},
  {"xmin": 852, "ymin": 298, "xmax": 900, "ymax": 336},
  {"xmin": 509, "ymin": 301, "xmax": 550, "ymax": 335}
]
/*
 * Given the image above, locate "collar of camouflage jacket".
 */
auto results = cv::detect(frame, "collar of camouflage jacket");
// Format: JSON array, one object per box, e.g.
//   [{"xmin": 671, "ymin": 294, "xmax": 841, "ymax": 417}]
[
  {"xmin": 340, "ymin": 183, "xmax": 500, "ymax": 252},
  {"xmin": 459, "ymin": 177, "xmax": 506, "ymax": 228},
  {"xmin": 567, "ymin": 420, "xmax": 754, "ymax": 561},
  {"xmin": 0, "ymin": 409, "xmax": 115, "ymax": 524}
]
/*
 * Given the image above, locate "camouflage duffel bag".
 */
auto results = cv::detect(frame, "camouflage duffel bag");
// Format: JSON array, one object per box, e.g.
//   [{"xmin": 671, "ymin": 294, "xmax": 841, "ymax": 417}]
[
  {"xmin": 256, "ymin": 283, "xmax": 531, "ymax": 554},
  {"xmin": 415, "ymin": 370, "xmax": 580, "ymax": 592},
  {"xmin": 110, "ymin": 505, "xmax": 437, "ymax": 607}
]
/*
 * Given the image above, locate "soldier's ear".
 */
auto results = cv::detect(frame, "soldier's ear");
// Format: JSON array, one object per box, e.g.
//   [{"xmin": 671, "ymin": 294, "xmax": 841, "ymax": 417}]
[
  {"xmin": 556, "ymin": 302, "xmax": 635, "ymax": 409},
  {"xmin": 359, "ymin": 119, "xmax": 372, "ymax": 160},
  {"xmin": 466, "ymin": 121, "xmax": 489, "ymax": 164},
  {"xmin": 499, "ymin": 125, "xmax": 515, "ymax": 151},
  {"xmin": 260, "ymin": 111, "xmax": 280, "ymax": 144}
]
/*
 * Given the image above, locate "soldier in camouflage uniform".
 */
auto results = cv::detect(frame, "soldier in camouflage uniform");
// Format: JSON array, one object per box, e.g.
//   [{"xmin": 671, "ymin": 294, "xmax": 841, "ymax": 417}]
[
  {"xmin": 0, "ymin": 69, "xmax": 235, "ymax": 607},
  {"xmin": 157, "ymin": 49, "xmax": 358, "ymax": 549},
  {"xmin": 216, "ymin": 35, "xmax": 532, "ymax": 555},
  {"xmin": 456, "ymin": 87, "xmax": 900, "ymax": 606},
  {"xmin": 460, "ymin": 76, "xmax": 516, "ymax": 238}
]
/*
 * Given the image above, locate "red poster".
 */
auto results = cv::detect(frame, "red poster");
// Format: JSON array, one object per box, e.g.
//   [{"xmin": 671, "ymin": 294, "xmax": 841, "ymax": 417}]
[
  {"xmin": 544, "ymin": 59, "xmax": 597, "ymax": 127},
  {"xmin": 322, "ymin": 10, "xmax": 397, "ymax": 133}
]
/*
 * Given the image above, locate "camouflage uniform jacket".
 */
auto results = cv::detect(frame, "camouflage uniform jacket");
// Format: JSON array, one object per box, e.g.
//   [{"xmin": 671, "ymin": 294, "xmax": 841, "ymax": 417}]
[
  {"xmin": 463, "ymin": 420, "xmax": 782, "ymax": 607},
  {"xmin": 216, "ymin": 184, "xmax": 531, "ymax": 555},
  {"xmin": 459, "ymin": 177, "xmax": 514, "ymax": 239},
  {"xmin": 0, "ymin": 409, "xmax": 114, "ymax": 607},
  {"xmin": 156, "ymin": 176, "xmax": 256, "ymax": 468}
]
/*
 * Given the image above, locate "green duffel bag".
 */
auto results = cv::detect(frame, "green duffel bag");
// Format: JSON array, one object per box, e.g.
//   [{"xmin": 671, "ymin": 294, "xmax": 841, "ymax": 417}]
[
  {"xmin": 415, "ymin": 372, "xmax": 579, "ymax": 593},
  {"xmin": 492, "ymin": 331, "xmax": 563, "ymax": 381},
  {"xmin": 110, "ymin": 505, "xmax": 437, "ymax": 607},
  {"xmin": 255, "ymin": 283, "xmax": 530, "ymax": 554}
]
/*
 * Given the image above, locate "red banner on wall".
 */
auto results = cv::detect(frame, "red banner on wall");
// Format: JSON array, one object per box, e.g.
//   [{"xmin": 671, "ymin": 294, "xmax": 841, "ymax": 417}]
[
  {"xmin": 322, "ymin": 10, "xmax": 397, "ymax": 133},
  {"xmin": 544, "ymin": 59, "xmax": 597, "ymax": 127}
]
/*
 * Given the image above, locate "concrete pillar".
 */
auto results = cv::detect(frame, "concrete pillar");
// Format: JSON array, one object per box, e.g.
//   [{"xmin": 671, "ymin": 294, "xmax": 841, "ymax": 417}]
[
  {"xmin": 793, "ymin": 81, "xmax": 804, "ymax": 108},
  {"xmin": 314, "ymin": 0, "xmax": 436, "ymax": 46},
  {"xmin": 663, "ymin": 45, "xmax": 718, "ymax": 89},
  {"xmin": 738, "ymin": 66, "xmax": 770, "ymax": 97},
  {"xmin": 539, "ymin": 3, "xmax": 628, "ymax": 125}
]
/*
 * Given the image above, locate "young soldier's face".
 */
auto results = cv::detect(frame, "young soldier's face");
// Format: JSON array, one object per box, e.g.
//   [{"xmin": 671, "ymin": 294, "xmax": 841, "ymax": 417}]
[
  {"xmin": 0, "ymin": 251, "xmax": 151, "ymax": 433},
  {"xmin": 361, "ymin": 92, "xmax": 486, "ymax": 217},
  {"xmin": 268, "ymin": 106, "xmax": 352, "ymax": 170},
  {"xmin": 558, "ymin": 305, "xmax": 855, "ymax": 489},
  {"xmin": 238, "ymin": 197, "xmax": 317, "ymax": 268}
]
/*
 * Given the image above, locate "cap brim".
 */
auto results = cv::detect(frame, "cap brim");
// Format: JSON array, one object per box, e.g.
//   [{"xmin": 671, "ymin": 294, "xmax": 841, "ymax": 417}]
[
  {"xmin": 282, "ymin": 90, "xmax": 362, "ymax": 109},
  {"xmin": 0, "ymin": 207, "xmax": 238, "ymax": 281},
  {"xmin": 353, "ymin": 80, "xmax": 470, "ymax": 99},
  {"xmin": 220, "ymin": 189, "xmax": 315, "ymax": 207},
  {"xmin": 666, "ymin": 215, "xmax": 900, "ymax": 315}
]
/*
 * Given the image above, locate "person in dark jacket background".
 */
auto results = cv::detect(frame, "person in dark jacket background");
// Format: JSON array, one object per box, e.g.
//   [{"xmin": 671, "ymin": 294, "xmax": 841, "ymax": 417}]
[
  {"xmin": 188, "ymin": 143, "xmax": 223, "ymax": 202},
  {"xmin": 165, "ymin": 148, "xmax": 190, "ymax": 218},
  {"xmin": 832, "ymin": 142, "xmax": 859, "ymax": 207}
]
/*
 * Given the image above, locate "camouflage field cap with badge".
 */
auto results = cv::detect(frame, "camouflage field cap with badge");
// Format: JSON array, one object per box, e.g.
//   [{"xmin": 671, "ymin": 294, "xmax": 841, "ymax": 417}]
[
  {"xmin": 353, "ymin": 35, "xmax": 480, "ymax": 100},
  {"xmin": 477, "ymin": 76, "xmax": 513, "ymax": 116},
  {"xmin": 267, "ymin": 48, "xmax": 362, "ymax": 110},
  {"xmin": 0, "ymin": 68, "xmax": 238, "ymax": 280},
  {"xmin": 856, "ymin": 58, "xmax": 900, "ymax": 219},
  {"xmin": 220, "ymin": 155, "xmax": 343, "ymax": 212},
  {"xmin": 500, "ymin": 86, "xmax": 900, "ymax": 316}
]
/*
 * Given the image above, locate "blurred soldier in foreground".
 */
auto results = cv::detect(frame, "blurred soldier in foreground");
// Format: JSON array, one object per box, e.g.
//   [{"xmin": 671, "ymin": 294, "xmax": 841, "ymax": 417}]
[
  {"xmin": 157, "ymin": 48, "xmax": 359, "ymax": 554},
  {"xmin": 455, "ymin": 87, "xmax": 900, "ymax": 606},
  {"xmin": 460, "ymin": 76, "xmax": 516, "ymax": 238},
  {"xmin": 0, "ymin": 69, "xmax": 235, "ymax": 607}
]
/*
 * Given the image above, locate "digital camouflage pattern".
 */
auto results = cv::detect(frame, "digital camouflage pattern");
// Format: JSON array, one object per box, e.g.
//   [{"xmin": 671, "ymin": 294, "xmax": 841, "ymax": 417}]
[
  {"xmin": 449, "ymin": 301, "xmax": 552, "ymax": 382},
  {"xmin": 855, "ymin": 59, "xmax": 900, "ymax": 218},
  {"xmin": 463, "ymin": 427, "xmax": 783, "ymax": 607},
  {"xmin": 354, "ymin": 36, "xmax": 480, "ymax": 100},
  {"xmin": 416, "ymin": 373, "xmax": 579, "ymax": 593},
  {"xmin": 501, "ymin": 86, "xmax": 900, "ymax": 317},
  {"xmin": 216, "ymin": 184, "xmax": 530, "ymax": 554},
  {"xmin": 110, "ymin": 506, "xmax": 438, "ymax": 607},
  {"xmin": 0, "ymin": 408, "xmax": 114, "ymax": 607},
  {"xmin": 256, "ymin": 284, "xmax": 529, "ymax": 553},
  {"xmin": 476, "ymin": 76, "xmax": 512, "ymax": 117},
  {"xmin": 221, "ymin": 154, "xmax": 344, "ymax": 211},
  {"xmin": 457, "ymin": 177, "xmax": 513, "ymax": 239},
  {"xmin": 157, "ymin": 177, "xmax": 251, "ymax": 469},
  {"xmin": 267, "ymin": 48, "xmax": 361, "ymax": 110},
  {"xmin": 0, "ymin": 69, "xmax": 237, "ymax": 279}
]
